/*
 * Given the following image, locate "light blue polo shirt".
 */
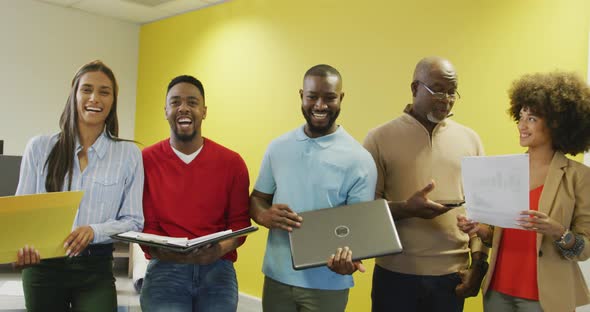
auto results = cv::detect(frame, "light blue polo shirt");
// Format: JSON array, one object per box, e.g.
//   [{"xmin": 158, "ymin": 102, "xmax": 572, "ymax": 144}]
[{"xmin": 254, "ymin": 125, "xmax": 377, "ymax": 290}]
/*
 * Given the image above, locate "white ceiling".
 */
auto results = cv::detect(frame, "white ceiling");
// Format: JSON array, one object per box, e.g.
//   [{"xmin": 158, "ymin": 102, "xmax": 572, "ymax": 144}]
[{"xmin": 35, "ymin": 0, "xmax": 229, "ymax": 24}]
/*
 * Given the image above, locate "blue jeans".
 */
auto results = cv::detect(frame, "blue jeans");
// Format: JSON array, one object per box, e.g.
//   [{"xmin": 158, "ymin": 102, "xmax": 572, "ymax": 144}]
[
  {"xmin": 140, "ymin": 259, "xmax": 238, "ymax": 312},
  {"xmin": 371, "ymin": 264, "xmax": 464, "ymax": 312}
]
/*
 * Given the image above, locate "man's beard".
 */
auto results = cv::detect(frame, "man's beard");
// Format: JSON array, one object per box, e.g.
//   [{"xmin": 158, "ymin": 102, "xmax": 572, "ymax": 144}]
[
  {"xmin": 426, "ymin": 112, "xmax": 444, "ymax": 123},
  {"xmin": 173, "ymin": 128, "xmax": 198, "ymax": 142},
  {"xmin": 302, "ymin": 107, "xmax": 340, "ymax": 136}
]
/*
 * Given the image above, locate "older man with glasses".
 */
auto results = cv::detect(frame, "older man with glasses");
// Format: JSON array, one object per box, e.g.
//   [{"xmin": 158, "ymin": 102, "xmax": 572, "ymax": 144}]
[{"xmin": 363, "ymin": 56, "xmax": 489, "ymax": 312}]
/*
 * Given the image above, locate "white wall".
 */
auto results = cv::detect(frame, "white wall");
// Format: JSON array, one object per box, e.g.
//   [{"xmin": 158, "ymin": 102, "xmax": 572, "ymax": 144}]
[
  {"xmin": 579, "ymin": 29, "xmax": 590, "ymax": 312},
  {"xmin": 0, "ymin": 0, "xmax": 139, "ymax": 155}
]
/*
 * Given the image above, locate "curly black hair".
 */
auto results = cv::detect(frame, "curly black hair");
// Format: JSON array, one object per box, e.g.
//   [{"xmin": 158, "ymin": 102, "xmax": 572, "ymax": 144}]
[{"xmin": 508, "ymin": 72, "xmax": 590, "ymax": 155}]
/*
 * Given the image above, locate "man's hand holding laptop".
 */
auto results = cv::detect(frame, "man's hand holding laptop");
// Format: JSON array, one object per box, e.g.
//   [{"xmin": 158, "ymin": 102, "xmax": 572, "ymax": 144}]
[{"xmin": 327, "ymin": 246, "xmax": 366, "ymax": 275}]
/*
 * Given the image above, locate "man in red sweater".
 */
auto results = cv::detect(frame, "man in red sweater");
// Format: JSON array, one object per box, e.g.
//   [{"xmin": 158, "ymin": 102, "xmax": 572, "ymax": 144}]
[{"xmin": 139, "ymin": 75, "xmax": 251, "ymax": 312}]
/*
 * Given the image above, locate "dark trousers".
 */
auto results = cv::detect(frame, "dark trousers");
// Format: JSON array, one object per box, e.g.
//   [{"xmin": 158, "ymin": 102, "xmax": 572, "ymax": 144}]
[
  {"xmin": 22, "ymin": 255, "xmax": 116, "ymax": 312},
  {"xmin": 371, "ymin": 264, "xmax": 465, "ymax": 312},
  {"xmin": 262, "ymin": 276, "xmax": 349, "ymax": 312}
]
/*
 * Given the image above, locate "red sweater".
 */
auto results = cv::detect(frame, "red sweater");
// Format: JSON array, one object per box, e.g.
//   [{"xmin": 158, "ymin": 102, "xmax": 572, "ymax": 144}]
[{"xmin": 141, "ymin": 138, "xmax": 251, "ymax": 262}]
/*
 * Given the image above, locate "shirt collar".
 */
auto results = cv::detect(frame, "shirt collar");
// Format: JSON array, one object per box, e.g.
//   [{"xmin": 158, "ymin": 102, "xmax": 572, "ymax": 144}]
[
  {"xmin": 75, "ymin": 130, "xmax": 110, "ymax": 159},
  {"xmin": 295, "ymin": 124, "xmax": 344, "ymax": 148}
]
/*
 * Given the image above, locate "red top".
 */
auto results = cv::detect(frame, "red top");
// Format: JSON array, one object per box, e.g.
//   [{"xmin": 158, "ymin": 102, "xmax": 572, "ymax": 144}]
[
  {"xmin": 490, "ymin": 185, "xmax": 543, "ymax": 300},
  {"xmin": 141, "ymin": 138, "xmax": 251, "ymax": 262}
]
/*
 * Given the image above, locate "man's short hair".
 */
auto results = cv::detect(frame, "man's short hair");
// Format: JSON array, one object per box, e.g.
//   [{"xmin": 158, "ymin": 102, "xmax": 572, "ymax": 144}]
[
  {"xmin": 304, "ymin": 64, "xmax": 342, "ymax": 82},
  {"xmin": 167, "ymin": 75, "xmax": 205, "ymax": 99}
]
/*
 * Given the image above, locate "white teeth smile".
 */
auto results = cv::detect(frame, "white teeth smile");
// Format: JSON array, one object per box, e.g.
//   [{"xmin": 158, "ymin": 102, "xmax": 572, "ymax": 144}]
[
  {"xmin": 312, "ymin": 112, "xmax": 328, "ymax": 119},
  {"xmin": 178, "ymin": 117, "xmax": 192, "ymax": 128},
  {"xmin": 85, "ymin": 106, "xmax": 102, "ymax": 112}
]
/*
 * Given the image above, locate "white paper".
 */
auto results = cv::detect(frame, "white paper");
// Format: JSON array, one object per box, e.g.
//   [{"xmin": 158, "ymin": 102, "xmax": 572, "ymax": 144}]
[
  {"xmin": 171, "ymin": 230, "xmax": 233, "ymax": 247},
  {"xmin": 117, "ymin": 230, "xmax": 233, "ymax": 247},
  {"xmin": 117, "ymin": 231, "xmax": 188, "ymax": 245},
  {"xmin": 462, "ymin": 154, "xmax": 529, "ymax": 229}
]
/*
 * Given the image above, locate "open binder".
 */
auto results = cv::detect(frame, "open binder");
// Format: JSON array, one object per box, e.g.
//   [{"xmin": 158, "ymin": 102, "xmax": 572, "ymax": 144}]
[{"xmin": 111, "ymin": 225, "xmax": 258, "ymax": 253}]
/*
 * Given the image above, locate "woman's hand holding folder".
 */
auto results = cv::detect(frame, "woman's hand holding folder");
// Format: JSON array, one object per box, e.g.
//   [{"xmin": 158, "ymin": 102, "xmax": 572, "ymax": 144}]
[
  {"xmin": 13, "ymin": 245, "xmax": 40, "ymax": 269},
  {"xmin": 63, "ymin": 226, "xmax": 94, "ymax": 257}
]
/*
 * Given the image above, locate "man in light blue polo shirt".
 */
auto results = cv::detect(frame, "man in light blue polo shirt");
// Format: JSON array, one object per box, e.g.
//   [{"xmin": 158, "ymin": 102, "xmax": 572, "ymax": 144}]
[{"xmin": 249, "ymin": 64, "xmax": 377, "ymax": 312}]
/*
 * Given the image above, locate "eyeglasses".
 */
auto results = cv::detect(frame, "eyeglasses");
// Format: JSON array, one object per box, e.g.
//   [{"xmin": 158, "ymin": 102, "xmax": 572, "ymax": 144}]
[{"xmin": 417, "ymin": 81, "xmax": 461, "ymax": 100}]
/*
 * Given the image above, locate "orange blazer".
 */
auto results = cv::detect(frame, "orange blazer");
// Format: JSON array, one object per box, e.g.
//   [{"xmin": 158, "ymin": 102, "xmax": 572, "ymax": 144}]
[{"xmin": 482, "ymin": 152, "xmax": 590, "ymax": 312}]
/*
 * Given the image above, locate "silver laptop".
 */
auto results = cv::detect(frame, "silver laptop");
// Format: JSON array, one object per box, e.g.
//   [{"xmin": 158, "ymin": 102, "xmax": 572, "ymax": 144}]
[{"xmin": 288, "ymin": 199, "xmax": 402, "ymax": 270}]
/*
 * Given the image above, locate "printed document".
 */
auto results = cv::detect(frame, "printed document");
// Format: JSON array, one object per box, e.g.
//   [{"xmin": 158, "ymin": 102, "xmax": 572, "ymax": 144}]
[{"xmin": 461, "ymin": 154, "xmax": 529, "ymax": 229}]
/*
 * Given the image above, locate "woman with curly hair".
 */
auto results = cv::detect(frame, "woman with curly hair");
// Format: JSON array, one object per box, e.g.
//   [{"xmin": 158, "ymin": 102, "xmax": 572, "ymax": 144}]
[{"xmin": 458, "ymin": 71, "xmax": 590, "ymax": 311}]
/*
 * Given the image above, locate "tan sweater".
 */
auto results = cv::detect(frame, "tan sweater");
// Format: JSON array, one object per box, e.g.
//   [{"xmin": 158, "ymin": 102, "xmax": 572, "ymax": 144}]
[{"xmin": 363, "ymin": 108, "xmax": 484, "ymax": 275}]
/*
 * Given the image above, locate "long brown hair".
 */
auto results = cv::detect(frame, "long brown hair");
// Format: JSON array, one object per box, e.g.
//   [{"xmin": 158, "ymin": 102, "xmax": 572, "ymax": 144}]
[{"xmin": 44, "ymin": 60, "xmax": 120, "ymax": 192}]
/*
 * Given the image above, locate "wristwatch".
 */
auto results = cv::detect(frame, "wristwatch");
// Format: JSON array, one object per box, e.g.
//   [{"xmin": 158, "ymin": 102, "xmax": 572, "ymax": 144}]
[{"xmin": 556, "ymin": 229, "xmax": 574, "ymax": 248}]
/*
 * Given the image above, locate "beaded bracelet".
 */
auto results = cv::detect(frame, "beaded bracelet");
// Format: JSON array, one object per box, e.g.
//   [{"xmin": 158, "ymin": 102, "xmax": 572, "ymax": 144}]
[{"xmin": 555, "ymin": 233, "xmax": 585, "ymax": 259}]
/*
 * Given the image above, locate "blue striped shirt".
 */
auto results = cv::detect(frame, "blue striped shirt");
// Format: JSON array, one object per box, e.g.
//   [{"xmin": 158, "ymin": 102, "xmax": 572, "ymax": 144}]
[{"xmin": 16, "ymin": 131, "xmax": 144, "ymax": 243}]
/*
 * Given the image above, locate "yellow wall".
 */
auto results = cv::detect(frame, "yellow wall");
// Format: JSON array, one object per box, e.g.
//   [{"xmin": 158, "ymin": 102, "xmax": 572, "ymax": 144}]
[{"xmin": 134, "ymin": 1, "xmax": 590, "ymax": 311}]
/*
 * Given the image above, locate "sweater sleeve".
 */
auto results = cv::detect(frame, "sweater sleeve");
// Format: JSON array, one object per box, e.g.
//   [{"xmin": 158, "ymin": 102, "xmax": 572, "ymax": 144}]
[
  {"xmin": 140, "ymin": 149, "xmax": 161, "ymax": 258},
  {"xmin": 363, "ymin": 130, "xmax": 385, "ymax": 200},
  {"xmin": 226, "ymin": 154, "xmax": 252, "ymax": 247}
]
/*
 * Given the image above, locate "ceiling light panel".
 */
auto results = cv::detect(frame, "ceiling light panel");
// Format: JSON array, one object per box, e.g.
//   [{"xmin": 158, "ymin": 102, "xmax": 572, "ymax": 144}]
[
  {"xmin": 37, "ymin": 0, "xmax": 81, "ymax": 6},
  {"xmin": 73, "ymin": 0, "xmax": 164, "ymax": 23},
  {"xmin": 122, "ymin": 0, "xmax": 176, "ymax": 7},
  {"xmin": 156, "ymin": 0, "xmax": 211, "ymax": 14}
]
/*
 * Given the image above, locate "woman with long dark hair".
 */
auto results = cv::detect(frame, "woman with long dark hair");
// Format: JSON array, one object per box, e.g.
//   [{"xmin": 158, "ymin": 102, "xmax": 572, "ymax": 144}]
[{"xmin": 14, "ymin": 60, "xmax": 144, "ymax": 311}]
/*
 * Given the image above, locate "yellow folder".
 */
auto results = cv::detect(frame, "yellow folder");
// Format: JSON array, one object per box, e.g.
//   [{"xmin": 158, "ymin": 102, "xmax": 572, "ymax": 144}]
[{"xmin": 0, "ymin": 191, "xmax": 83, "ymax": 264}]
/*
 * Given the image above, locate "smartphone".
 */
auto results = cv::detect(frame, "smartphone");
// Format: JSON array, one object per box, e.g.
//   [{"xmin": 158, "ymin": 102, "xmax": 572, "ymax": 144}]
[{"xmin": 436, "ymin": 200, "xmax": 465, "ymax": 208}]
